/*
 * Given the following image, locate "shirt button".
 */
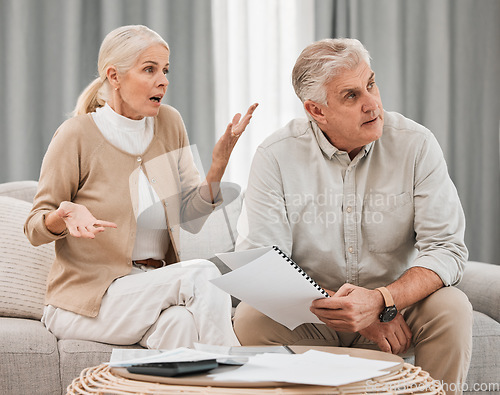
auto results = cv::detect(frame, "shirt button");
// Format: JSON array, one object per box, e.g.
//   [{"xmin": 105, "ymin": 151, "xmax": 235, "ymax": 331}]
[
  {"xmin": 151, "ymin": 178, "xmax": 156, "ymax": 183},
  {"xmin": 137, "ymin": 156, "xmax": 142, "ymax": 162},
  {"xmin": 164, "ymin": 201, "xmax": 168, "ymax": 207},
  {"xmin": 170, "ymin": 227, "xmax": 174, "ymax": 232},
  {"xmin": 346, "ymin": 206, "xmax": 352, "ymax": 213},
  {"xmin": 348, "ymin": 246, "xmax": 354, "ymax": 253}
]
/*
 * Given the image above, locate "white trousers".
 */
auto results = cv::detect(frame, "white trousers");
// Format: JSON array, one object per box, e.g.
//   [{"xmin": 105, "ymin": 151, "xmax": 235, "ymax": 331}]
[{"xmin": 42, "ymin": 259, "xmax": 239, "ymax": 349}]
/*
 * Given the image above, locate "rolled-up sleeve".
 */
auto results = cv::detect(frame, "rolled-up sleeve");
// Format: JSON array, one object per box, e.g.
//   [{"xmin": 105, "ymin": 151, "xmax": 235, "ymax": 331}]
[{"xmin": 412, "ymin": 133, "xmax": 468, "ymax": 286}]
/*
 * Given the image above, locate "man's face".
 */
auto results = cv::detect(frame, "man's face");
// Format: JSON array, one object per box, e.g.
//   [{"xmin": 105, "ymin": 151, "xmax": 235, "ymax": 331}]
[{"xmin": 308, "ymin": 62, "xmax": 384, "ymax": 157}]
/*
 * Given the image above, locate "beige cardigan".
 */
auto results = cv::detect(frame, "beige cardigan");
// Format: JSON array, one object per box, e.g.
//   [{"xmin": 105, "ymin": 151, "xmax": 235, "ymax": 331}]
[{"xmin": 25, "ymin": 105, "xmax": 218, "ymax": 317}]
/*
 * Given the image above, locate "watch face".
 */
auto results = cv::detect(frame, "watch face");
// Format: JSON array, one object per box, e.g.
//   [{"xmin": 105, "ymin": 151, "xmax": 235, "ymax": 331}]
[{"xmin": 379, "ymin": 305, "xmax": 398, "ymax": 322}]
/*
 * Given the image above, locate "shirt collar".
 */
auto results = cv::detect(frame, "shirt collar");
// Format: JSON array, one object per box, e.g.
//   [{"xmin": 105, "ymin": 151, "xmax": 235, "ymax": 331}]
[
  {"xmin": 96, "ymin": 103, "xmax": 147, "ymax": 134},
  {"xmin": 310, "ymin": 120, "xmax": 374, "ymax": 161},
  {"xmin": 310, "ymin": 121, "xmax": 337, "ymax": 159}
]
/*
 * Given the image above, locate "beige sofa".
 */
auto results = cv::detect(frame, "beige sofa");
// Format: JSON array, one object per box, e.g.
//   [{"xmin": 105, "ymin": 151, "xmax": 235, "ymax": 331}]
[{"xmin": 0, "ymin": 180, "xmax": 499, "ymax": 394}]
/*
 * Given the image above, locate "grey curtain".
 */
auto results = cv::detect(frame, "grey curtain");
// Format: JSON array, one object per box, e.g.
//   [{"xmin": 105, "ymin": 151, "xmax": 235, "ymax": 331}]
[
  {"xmin": 315, "ymin": 0, "xmax": 500, "ymax": 264},
  {"xmin": 0, "ymin": 0, "xmax": 215, "ymax": 182}
]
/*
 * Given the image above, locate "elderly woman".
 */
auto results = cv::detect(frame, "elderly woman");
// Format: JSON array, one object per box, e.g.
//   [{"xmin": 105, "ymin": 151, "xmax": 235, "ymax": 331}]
[{"xmin": 24, "ymin": 25, "xmax": 257, "ymax": 349}]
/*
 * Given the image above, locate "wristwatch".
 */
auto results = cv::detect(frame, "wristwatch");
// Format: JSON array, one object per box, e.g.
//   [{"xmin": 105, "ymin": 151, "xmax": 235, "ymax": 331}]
[{"xmin": 376, "ymin": 287, "xmax": 398, "ymax": 322}]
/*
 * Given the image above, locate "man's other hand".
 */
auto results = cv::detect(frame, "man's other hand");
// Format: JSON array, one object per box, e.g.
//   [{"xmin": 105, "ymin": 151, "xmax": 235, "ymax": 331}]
[{"xmin": 358, "ymin": 313, "xmax": 412, "ymax": 354}]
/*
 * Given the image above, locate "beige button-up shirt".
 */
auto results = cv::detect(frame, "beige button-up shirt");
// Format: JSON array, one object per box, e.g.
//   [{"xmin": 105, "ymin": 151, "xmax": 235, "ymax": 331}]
[{"xmin": 236, "ymin": 111, "xmax": 467, "ymax": 291}]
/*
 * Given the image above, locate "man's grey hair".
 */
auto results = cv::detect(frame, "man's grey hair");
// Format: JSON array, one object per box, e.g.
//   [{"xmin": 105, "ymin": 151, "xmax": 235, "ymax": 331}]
[{"xmin": 292, "ymin": 38, "xmax": 371, "ymax": 106}]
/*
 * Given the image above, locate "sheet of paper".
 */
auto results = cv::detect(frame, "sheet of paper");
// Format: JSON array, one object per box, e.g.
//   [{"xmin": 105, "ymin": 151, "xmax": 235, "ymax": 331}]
[
  {"xmin": 211, "ymin": 247, "xmax": 327, "ymax": 329},
  {"xmin": 108, "ymin": 347, "xmax": 228, "ymax": 367},
  {"xmin": 194, "ymin": 343, "xmax": 292, "ymax": 365},
  {"xmin": 110, "ymin": 345, "xmax": 295, "ymax": 368},
  {"xmin": 109, "ymin": 348, "xmax": 162, "ymax": 364},
  {"xmin": 209, "ymin": 350, "xmax": 399, "ymax": 387},
  {"xmin": 194, "ymin": 343, "xmax": 293, "ymax": 356}
]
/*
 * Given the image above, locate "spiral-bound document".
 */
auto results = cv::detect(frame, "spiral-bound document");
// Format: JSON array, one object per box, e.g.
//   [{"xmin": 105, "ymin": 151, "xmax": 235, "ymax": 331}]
[{"xmin": 211, "ymin": 246, "xmax": 330, "ymax": 330}]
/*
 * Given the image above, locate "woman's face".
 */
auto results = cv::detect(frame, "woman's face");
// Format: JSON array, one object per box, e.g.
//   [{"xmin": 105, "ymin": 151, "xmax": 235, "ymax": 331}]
[{"xmin": 110, "ymin": 43, "xmax": 170, "ymax": 120}]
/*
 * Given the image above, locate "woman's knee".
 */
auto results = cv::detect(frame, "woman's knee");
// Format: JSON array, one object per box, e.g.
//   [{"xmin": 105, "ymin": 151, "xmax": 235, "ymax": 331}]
[
  {"xmin": 141, "ymin": 306, "xmax": 198, "ymax": 349},
  {"xmin": 162, "ymin": 305, "xmax": 196, "ymax": 325}
]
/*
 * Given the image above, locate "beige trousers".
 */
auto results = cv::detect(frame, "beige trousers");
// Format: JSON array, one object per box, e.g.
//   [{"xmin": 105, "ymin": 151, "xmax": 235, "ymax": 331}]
[
  {"xmin": 42, "ymin": 259, "xmax": 240, "ymax": 349},
  {"xmin": 234, "ymin": 286, "xmax": 472, "ymax": 395}
]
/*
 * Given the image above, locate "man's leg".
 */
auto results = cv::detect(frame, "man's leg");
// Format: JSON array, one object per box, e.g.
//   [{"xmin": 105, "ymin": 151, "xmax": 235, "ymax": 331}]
[
  {"xmin": 233, "ymin": 301, "xmax": 342, "ymax": 346},
  {"xmin": 403, "ymin": 286, "xmax": 473, "ymax": 395},
  {"xmin": 235, "ymin": 288, "xmax": 472, "ymax": 395}
]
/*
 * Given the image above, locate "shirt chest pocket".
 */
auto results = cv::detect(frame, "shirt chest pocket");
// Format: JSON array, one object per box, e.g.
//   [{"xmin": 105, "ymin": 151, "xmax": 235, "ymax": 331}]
[{"xmin": 362, "ymin": 192, "xmax": 414, "ymax": 253}]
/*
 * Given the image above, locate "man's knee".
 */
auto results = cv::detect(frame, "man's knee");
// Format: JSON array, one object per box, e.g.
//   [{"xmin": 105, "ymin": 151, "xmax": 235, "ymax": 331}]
[
  {"xmin": 233, "ymin": 302, "xmax": 292, "ymax": 345},
  {"xmin": 425, "ymin": 286, "xmax": 471, "ymax": 322},
  {"xmin": 407, "ymin": 286, "xmax": 473, "ymax": 340}
]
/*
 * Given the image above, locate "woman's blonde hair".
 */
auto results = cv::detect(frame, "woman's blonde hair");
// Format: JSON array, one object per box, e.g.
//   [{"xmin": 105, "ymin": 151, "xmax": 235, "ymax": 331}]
[{"xmin": 72, "ymin": 25, "xmax": 169, "ymax": 116}]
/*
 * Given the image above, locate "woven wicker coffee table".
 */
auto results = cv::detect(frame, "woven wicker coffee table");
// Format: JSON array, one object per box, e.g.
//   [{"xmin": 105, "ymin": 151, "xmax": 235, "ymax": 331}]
[{"xmin": 67, "ymin": 346, "xmax": 445, "ymax": 394}]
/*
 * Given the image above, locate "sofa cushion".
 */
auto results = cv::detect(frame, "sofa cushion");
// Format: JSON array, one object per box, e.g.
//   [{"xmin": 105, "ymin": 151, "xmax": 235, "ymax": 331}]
[
  {"xmin": 0, "ymin": 196, "xmax": 54, "ymax": 320},
  {"xmin": 0, "ymin": 317, "xmax": 60, "ymax": 395},
  {"xmin": 465, "ymin": 311, "xmax": 500, "ymax": 392},
  {"xmin": 58, "ymin": 340, "xmax": 140, "ymax": 390},
  {"xmin": 457, "ymin": 261, "xmax": 500, "ymax": 323}
]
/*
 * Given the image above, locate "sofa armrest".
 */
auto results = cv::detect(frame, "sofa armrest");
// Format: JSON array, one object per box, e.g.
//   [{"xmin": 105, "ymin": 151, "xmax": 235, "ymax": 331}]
[{"xmin": 456, "ymin": 261, "xmax": 500, "ymax": 323}]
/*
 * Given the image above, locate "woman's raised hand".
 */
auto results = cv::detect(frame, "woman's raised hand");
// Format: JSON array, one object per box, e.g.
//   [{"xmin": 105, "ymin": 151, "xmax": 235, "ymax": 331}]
[
  {"xmin": 55, "ymin": 201, "xmax": 117, "ymax": 239},
  {"xmin": 211, "ymin": 103, "xmax": 259, "ymax": 169},
  {"xmin": 200, "ymin": 103, "xmax": 258, "ymax": 203}
]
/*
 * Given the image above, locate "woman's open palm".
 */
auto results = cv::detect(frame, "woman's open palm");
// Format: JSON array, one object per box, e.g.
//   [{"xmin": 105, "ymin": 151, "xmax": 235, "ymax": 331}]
[{"xmin": 56, "ymin": 201, "xmax": 117, "ymax": 239}]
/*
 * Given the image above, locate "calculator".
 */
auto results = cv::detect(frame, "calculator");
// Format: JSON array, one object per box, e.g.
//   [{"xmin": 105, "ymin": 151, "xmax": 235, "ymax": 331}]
[{"xmin": 126, "ymin": 359, "xmax": 219, "ymax": 377}]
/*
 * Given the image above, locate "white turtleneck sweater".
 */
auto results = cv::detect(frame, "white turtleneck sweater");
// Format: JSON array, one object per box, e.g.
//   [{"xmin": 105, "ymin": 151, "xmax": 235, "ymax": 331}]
[{"xmin": 92, "ymin": 103, "xmax": 169, "ymax": 260}]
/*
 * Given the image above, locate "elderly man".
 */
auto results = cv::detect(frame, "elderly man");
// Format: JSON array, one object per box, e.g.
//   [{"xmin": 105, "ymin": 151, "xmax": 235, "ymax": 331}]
[{"xmin": 233, "ymin": 38, "xmax": 472, "ymax": 394}]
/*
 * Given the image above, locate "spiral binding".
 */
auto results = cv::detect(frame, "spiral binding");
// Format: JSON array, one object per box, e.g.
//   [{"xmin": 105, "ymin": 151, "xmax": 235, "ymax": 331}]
[{"xmin": 272, "ymin": 246, "xmax": 330, "ymax": 298}]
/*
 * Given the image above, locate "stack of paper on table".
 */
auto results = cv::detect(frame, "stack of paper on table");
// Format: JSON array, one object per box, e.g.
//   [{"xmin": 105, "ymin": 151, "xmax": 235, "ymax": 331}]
[
  {"xmin": 109, "ymin": 343, "xmax": 292, "ymax": 367},
  {"xmin": 208, "ymin": 350, "xmax": 399, "ymax": 387},
  {"xmin": 109, "ymin": 346, "xmax": 400, "ymax": 387}
]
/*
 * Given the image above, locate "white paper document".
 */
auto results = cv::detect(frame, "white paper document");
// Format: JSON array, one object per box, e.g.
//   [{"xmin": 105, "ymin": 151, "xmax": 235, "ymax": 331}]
[
  {"xmin": 209, "ymin": 350, "xmax": 399, "ymax": 387},
  {"xmin": 108, "ymin": 347, "xmax": 224, "ymax": 367},
  {"xmin": 212, "ymin": 246, "xmax": 329, "ymax": 330},
  {"xmin": 108, "ymin": 344, "xmax": 293, "ymax": 367},
  {"xmin": 110, "ymin": 347, "xmax": 400, "ymax": 388},
  {"xmin": 193, "ymin": 343, "xmax": 293, "ymax": 365}
]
